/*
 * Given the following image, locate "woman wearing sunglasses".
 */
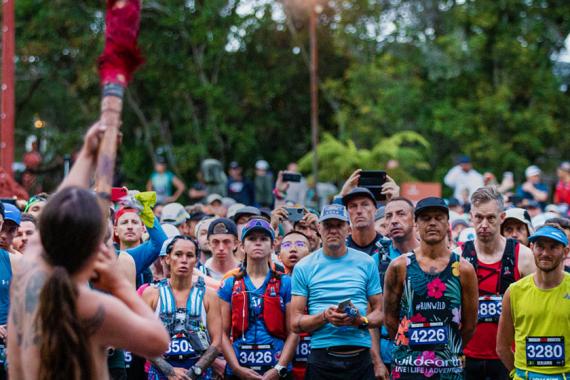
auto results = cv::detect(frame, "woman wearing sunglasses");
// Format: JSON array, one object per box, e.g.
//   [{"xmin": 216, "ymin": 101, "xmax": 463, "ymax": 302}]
[
  {"xmin": 219, "ymin": 218, "xmax": 297, "ymax": 380},
  {"xmin": 143, "ymin": 236, "xmax": 222, "ymax": 380}
]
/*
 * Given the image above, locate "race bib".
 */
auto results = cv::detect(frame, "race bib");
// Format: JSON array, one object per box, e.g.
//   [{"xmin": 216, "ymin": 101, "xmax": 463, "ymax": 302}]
[
  {"xmin": 295, "ymin": 336, "xmax": 311, "ymax": 362},
  {"xmin": 238, "ymin": 344, "xmax": 274, "ymax": 369},
  {"xmin": 526, "ymin": 337, "xmax": 565, "ymax": 367},
  {"xmin": 408, "ymin": 322, "xmax": 448, "ymax": 347},
  {"xmin": 478, "ymin": 295, "xmax": 502, "ymax": 323},
  {"xmin": 124, "ymin": 351, "xmax": 132, "ymax": 368},
  {"xmin": 165, "ymin": 337, "xmax": 195, "ymax": 357}
]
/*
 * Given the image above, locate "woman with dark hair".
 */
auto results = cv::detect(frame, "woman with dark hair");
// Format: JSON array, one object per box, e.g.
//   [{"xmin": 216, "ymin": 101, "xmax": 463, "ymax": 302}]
[
  {"xmin": 143, "ymin": 235, "xmax": 222, "ymax": 379},
  {"xmin": 218, "ymin": 218, "xmax": 297, "ymax": 379},
  {"xmin": 7, "ymin": 123, "xmax": 169, "ymax": 379}
]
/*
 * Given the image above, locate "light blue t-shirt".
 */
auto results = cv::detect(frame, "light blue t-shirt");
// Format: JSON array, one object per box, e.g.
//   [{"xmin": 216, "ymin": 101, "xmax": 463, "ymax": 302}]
[{"xmin": 291, "ymin": 247, "xmax": 382, "ymax": 349}]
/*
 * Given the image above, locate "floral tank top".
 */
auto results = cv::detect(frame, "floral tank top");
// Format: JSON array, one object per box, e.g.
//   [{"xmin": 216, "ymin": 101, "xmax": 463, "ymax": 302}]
[{"xmin": 391, "ymin": 252, "xmax": 464, "ymax": 380}]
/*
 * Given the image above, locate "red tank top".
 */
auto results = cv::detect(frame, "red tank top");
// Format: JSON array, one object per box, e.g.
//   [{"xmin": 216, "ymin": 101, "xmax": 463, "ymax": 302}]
[{"xmin": 464, "ymin": 246, "xmax": 521, "ymax": 359}]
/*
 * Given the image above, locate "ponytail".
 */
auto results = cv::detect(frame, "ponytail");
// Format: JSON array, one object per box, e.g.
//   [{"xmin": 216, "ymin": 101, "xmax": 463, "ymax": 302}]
[{"xmin": 37, "ymin": 267, "xmax": 93, "ymax": 380}]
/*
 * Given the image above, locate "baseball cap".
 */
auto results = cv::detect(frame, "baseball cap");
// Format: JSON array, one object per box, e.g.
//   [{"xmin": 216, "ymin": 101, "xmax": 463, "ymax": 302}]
[
  {"xmin": 501, "ymin": 208, "xmax": 534, "ymax": 235},
  {"xmin": 229, "ymin": 161, "xmax": 240, "ymax": 169},
  {"xmin": 342, "ymin": 187, "xmax": 377, "ymax": 208},
  {"xmin": 447, "ymin": 197, "xmax": 461, "ymax": 208},
  {"xmin": 226, "ymin": 203, "xmax": 245, "ymax": 219},
  {"xmin": 161, "ymin": 223, "xmax": 181, "ymax": 239},
  {"xmin": 528, "ymin": 225, "xmax": 568, "ymax": 246},
  {"xmin": 318, "ymin": 204, "xmax": 349, "ymax": 223},
  {"xmin": 458, "ymin": 155, "xmax": 471, "ymax": 164},
  {"xmin": 232, "ymin": 206, "xmax": 261, "ymax": 222},
  {"xmin": 241, "ymin": 218, "xmax": 275, "ymax": 242},
  {"xmin": 255, "ymin": 160, "xmax": 269, "ymax": 171},
  {"xmin": 451, "ymin": 218, "xmax": 470, "ymax": 230},
  {"xmin": 414, "ymin": 197, "xmax": 449, "ymax": 218},
  {"xmin": 160, "ymin": 203, "xmax": 190, "ymax": 226},
  {"xmin": 3, "ymin": 203, "xmax": 20, "ymax": 226},
  {"xmin": 559, "ymin": 161, "xmax": 570, "ymax": 173},
  {"xmin": 525, "ymin": 165, "xmax": 541, "ymax": 178},
  {"xmin": 207, "ymin": 194, "xmax": 223, "ymax": 205},
  {"xmin": 0, "ymin": 202, "xmax": 4, "ymax": 219},
  {"xmin": 207, "ymin": 218, "xmax": 238, "ymax": 238},
  {"xmin": 374, "ymin": 206, "xmax": 385, "ymax": 221},
  {"xmin": 114, "ymin": 207, "xmax": 139, "ymax": 225}
]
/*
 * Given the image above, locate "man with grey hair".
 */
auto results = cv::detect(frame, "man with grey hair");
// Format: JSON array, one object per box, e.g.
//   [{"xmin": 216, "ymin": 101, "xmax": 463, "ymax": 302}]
[{"xmin": 457, "ymin": 186, "xmax": 535, "ymax": 380}]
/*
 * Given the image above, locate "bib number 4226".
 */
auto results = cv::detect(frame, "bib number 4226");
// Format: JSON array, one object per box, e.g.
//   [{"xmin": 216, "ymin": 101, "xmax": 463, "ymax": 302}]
[{"xmin": 408, "ymin": 322, "xmax": 448, "ymax": 346}]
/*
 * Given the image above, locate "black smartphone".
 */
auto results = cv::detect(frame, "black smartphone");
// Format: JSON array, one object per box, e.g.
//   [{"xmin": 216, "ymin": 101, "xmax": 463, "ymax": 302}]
[
  {"xmin": 285, "ymin": 207, "xmax": 305, "ymax": 223},
  {"xmin": 358, "ymin": 170, "xmax": 387, "ymax": 201},
  {"xmin": 282, "ymin": 172, "xmax": 302, "ymax": 183}
]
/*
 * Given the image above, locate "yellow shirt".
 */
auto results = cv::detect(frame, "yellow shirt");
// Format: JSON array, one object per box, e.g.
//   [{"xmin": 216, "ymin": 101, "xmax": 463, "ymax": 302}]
[{"xmin": 510, "ymin": 273, "xmax": 570, "ymax": 375}]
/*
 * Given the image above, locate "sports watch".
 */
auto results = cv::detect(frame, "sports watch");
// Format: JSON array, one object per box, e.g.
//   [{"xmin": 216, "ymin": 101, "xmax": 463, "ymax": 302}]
[
  {"xmin": 274, "ymin": 364, "xmax": 288, "ymax": 378},
  {"xmin": 357, "ymin": 316, "xmax": 370, "ymax": 329},
  {"xmin": 188, "ymin": 365, "xmax": 202, "ymax": 379}
]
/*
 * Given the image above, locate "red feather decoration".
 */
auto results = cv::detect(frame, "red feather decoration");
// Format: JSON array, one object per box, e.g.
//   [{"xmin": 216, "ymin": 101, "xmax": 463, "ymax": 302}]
[{"xmin": 98, "ymin": 0, "xmax": 144, "ymax": 86}]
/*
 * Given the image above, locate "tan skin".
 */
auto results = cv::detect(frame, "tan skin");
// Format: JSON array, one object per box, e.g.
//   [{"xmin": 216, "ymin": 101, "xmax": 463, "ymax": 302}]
[
  {"xmin": 143, "ymin": 239, "xmax": 222, "ymax": 380},
  {"xmin": 13, "ymin": 220, "xmax": 36, "ymax": 253},
  {"xmin": 290, "ymin": 219, "xmax": 387, "ymax": 380},
  {"xmin": 468, "ymin": 201, "xmax": 536, "ymax": 276},
  {"xmin": 501, "ymin": 219, "xmax": 530, "ymax": 246},
  {"xmin": 208, "ymin": 233, "xmax": 239, "ymax": 277},
  {"xmin": 26, "ymin": 201, "xmax": 45, "ymax": 219},
  {"xmin": 384, "ymin": 200, "xmax": 419, "ymax": 253},
  {"xmin": 383, "ymin": 209, "xmax": 479, "ymax": 347},
  {"xmin": 114, "ymin": 211, "xmax": 145, "ymax": 250},
  {"xmin": 279, "ymin": 233, "xmax": 310, "ymax": 274},
  {"xmin": 496, "ymin": 237, "xmax": 569, "ymax": 371},
  {"xmin": 220, "ymin": 232, "xmax": 297, "ymax": 380},
  {"xmin": 7, "ymin": 122, "xmax": 169, "ymax": 380}
]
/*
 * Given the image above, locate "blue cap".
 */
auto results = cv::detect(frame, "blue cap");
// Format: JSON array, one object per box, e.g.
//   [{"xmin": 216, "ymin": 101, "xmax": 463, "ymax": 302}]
[
  {"xmin": 528, "ymin": 226, "xmax": 568, "ymax": 247},
  {"xmin": 241, "ymin": 218, "xmax": 275, "ymax": 242},
  {"xmin": 458, "ymin": 155, "xmax": 471, "ymax": 164},
  {"xmin": 319, "ymin": 204, "xmax": 349, "ymax": 223},
  {"xmin": 3, "ymin": 203, "xmax": 20, "ymax": 226}
]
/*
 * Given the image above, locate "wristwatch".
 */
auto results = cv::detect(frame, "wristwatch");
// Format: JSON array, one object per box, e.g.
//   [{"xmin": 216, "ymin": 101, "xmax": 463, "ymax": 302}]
[
  {"xmin": 357, "ymin": 315, "xmax": 369, "ymax": 329},
  {"xmin": 188, "ymin": 365, "xmax": 202, "ymax": 379},
  {"xmin": 274, "ymin": 364, "xmax": 288, "ymax": 378}
]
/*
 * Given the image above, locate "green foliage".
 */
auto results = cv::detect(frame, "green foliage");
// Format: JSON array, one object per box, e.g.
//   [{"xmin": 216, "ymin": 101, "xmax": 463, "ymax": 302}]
[
  {"xmin": 297, "ymin": 131, "xmax": 430, "ymax": 183},
  {"xmin": 10, "ymin": 0, "xmax": 570, "ymax": 193}
]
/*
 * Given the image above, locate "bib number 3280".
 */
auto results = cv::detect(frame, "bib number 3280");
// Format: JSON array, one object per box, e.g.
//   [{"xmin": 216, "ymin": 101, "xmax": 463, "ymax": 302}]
[
  {"xmin": 526, "ymin": 337, "xmax": 565, "ymax": 367},
  {"xmin": 408, "ymin": 322, "xmax": 448, "ymax": 346}
]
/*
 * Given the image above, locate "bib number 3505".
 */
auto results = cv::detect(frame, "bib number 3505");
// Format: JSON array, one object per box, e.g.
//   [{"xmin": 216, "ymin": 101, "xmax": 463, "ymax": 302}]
[
  {"xmin": 526, "ymin": 337, "xmax": 565, "ymax": 367},
  {"xmin": 408, "ymin": 322, "xmax": 448, "ymax": 346}
]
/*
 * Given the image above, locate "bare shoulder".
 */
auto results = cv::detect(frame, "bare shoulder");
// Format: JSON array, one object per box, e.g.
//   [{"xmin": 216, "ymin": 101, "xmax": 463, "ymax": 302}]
[
  {"xmin": 141, "ymin": 283, "xmax": 159, "ymax": 309},
  {"xmin": 388, "ymin": 254, "xmax": 409, "ymax": 271},
  {"xmin": 459, "ymin": 257, "xmax": 476, "ymax": 271}
]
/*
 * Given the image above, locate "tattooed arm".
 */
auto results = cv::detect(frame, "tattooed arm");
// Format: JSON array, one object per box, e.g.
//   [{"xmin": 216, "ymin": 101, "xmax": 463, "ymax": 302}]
[{"xmin": 383, "ymin": 257, "xmax": 405, "ymax": 339}]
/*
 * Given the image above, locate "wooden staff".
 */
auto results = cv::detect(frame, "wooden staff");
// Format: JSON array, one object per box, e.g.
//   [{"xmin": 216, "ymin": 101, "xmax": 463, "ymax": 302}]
[{"xmin": 95, "ymin": 0, "xmax": 143, "ymax": 197}]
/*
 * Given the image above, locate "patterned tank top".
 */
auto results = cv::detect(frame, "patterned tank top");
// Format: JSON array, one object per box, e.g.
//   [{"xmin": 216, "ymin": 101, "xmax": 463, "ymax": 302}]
[{"xmin": 391, "ymin": 252, "xmax": 464, "ymax": 380}]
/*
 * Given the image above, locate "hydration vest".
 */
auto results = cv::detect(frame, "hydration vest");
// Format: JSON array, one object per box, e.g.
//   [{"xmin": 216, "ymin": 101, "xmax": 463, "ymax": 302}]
[
  {"xmin": 230, "ymin": 272, "xmax": 287, "ymax": 341},
  {"xmin": 158, "ymin": 277, "xmax": 210, "ymax": 359},
  {"xmin": 461, "ymin": 238, "xmax": 519, "ymax": 295},
  {"xmin": 375, "ymin": 237, "xmax": 394, "ymax": 286}
]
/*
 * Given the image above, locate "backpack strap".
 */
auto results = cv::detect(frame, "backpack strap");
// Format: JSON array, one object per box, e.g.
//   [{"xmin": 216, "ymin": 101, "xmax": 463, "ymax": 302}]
[
  {"xmin": 158, "ymin": 281, "xmax": 177, "ymax": 314},
  {"xmin": 461, "ymin": 240, "xmax": 478, "ymax": 272},
  {"xmin": 499, "ymin": 239, "xmax": 517, "ymax": 294}
]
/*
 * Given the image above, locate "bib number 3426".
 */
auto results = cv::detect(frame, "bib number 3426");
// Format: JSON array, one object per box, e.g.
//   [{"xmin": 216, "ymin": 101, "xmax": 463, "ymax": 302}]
[
  {"xmin": 238, "ymin": 344, "xmax": 274, "ymax": 368},
  {"xmin": 526, "ymin": 337, "xmax": 565, "ymax": 367}
]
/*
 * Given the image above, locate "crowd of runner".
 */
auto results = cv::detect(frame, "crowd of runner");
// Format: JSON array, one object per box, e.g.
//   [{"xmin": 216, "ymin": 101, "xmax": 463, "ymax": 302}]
[{"xmin": 0, "ymin": 123, "xmax": 567, "ymax": 380}]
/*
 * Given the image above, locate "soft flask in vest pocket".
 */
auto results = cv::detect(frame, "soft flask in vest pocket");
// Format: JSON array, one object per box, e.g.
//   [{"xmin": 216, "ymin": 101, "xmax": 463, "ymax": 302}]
[
  {"xmin": 262, "ymin": 277, "xmax": 287, "ymax": 340},
  {"xmin": 231, "ymin": 279, "xmax": 250, "ymax": 340}
]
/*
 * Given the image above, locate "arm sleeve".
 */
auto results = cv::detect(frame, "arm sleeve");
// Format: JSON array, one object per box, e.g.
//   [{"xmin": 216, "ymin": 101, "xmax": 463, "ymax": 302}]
[
  {"xmin": 218, "ymin": 277, "xmax": 234, "ymax": 303},
  {"xmin": 125, "ymin": 217, "xmax": 167, "ymax": 275},
  {"xmin": 291, "ymin": 264, "xmax": 308, "ymax": 297},
  {"xmin": 367, "ymin": 260, "xmax": 382, "ymax": 296}
]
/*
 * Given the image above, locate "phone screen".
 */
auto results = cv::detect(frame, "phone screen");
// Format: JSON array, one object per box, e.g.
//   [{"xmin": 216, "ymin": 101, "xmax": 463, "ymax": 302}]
[{"xmin": 358, "ymin": 171, "xmax": 387, "ymax": 201}]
